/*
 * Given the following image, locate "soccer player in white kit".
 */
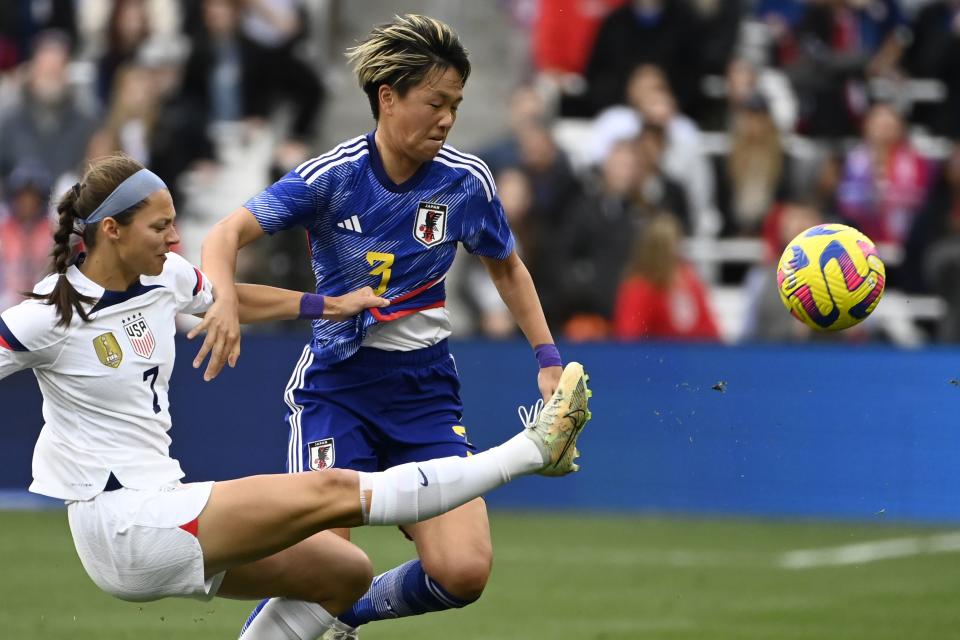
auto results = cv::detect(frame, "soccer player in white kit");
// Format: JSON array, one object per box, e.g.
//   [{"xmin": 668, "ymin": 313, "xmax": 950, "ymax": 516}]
[{"xmin": 0, "ymin": 154, "xmax": 592, "ymax": 639}]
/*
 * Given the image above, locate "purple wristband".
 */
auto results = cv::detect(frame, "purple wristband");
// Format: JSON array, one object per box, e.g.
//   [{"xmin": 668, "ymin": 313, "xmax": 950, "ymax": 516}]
[
  {"xmin": 534, "ymin": 343, "xmax": 562, "ymax": 369},
  {"xmin": 298, "ymin": 293, "xmax": 325, "ymax": 319}
]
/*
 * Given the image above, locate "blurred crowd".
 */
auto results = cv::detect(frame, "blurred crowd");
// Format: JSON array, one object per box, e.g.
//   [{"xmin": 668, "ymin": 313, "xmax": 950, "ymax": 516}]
[
  {"xmin": 2, "ymin": 0, "xmax": 960, "ymax": 345},
  {"xmin": 0, "ymin": 0, "xmax": 326, "ymax": 312},
  {"xmin": 460, "ymin": 0, "xmax": 960, "ymax": 346}
]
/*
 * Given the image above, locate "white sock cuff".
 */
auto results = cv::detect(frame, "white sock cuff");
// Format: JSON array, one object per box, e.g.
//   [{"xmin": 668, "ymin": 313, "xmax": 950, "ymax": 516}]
[
  {"xmin": 293, "ymin": 601, "xmax": 337, "ymax": 638},
  {"xmin": 364, "ymin": 462, "xmax": 423, "ymax": 526},
  {"xmin": 358, "ymin": 471, "xmax": 373, "ymax": 524},
  {"xmin": 240, "ymin": 598, "xmax": 336, "ymax": 640}
]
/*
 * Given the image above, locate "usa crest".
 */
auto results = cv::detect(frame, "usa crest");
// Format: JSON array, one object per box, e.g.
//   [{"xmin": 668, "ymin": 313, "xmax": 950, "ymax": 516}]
[
  {"xmin": 413, "ymin": 202, "xmax": 447, "ymax": 247},
  {"xmin": 308, "ymin": 438, "xmax": 335, "ymax": 470},
  {"xmin": 92, "ymin": 332, "xmax": 123, "ymax": 368},
  {"xmin": 122, "ymin": 312, "xmax": 156, "ymax": 359}
]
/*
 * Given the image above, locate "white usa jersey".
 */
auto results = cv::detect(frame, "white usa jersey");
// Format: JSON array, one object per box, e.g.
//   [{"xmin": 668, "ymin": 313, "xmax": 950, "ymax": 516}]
[{"xmin": 0, "ymin": 253, "xmax": 214, "ymax": 501}]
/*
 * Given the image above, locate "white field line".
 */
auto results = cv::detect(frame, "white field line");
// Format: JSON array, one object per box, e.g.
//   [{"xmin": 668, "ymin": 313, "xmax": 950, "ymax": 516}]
[
  {"xmin": 499, "ymin": 531, "xmax": 960, "ymax": 571},
  {"xmin": 497, "ymin": 547, "xmax": 760, "ymax": 568},
  {"xmin": 780, "ymin": 531, "xmax": 960, "ymax": 569}
]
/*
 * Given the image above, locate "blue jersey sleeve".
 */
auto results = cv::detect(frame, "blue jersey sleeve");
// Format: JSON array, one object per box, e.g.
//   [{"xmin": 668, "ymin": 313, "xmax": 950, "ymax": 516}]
[
  {"xmin": 461, "ymin": 193, "xmax": 515, "ymax": 260},
  {"xmin": 244, "ymin": 170, "xmax": 320, "ymax": 234}
]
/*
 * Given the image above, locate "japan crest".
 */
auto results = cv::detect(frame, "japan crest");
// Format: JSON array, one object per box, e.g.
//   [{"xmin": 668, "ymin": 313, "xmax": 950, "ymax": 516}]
[
  {"xmin": 308, "ymin": 438, "xmax": 335, "ymax": 470},
  {"xmin": 413, "ymin": 202, "xmax": 447, "ymax": 247},
  {"xmin": 122, "ymin": 312, "xmax": 156, "ymax": 359}
]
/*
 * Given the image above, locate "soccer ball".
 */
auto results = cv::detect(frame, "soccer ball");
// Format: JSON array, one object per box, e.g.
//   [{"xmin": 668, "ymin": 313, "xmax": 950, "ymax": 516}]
[{"xmin": 776, "ymin": 223, "xmax": 885, "ymax": 331}]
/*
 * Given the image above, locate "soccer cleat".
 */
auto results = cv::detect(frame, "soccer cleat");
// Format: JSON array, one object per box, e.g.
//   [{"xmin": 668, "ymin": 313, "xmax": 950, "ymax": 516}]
[
  {"xmin": 521, "ymin": 361, "xmax": 592, "ymax": 476},
  {"xmin": 321, "ymin": 625, "xmax": 359, "ymax": 639}
]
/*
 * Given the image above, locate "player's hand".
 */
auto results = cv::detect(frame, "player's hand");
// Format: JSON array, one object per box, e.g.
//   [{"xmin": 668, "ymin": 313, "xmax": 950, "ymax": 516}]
[
  {"xmin": 187, "ymin": 297, "xmax": 241, "ymax": 381},
  {"xmin": 323, "ymin": 286, "xmax": 390, "ymax": 321},
  {"xmin": 537, "ymin": 365, "xmax": 562, "ymax": 403}
]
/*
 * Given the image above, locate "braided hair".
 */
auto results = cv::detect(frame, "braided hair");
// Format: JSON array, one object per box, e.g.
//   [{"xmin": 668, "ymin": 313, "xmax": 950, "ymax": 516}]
[{"xmin": 27, "ymin": 155, "xmax": 149, "ymax": 326}]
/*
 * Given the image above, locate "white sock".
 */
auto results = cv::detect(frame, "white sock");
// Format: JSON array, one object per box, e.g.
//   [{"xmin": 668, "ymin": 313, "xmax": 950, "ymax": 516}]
[
  {"xmin": 359, "ymin": 432, "xmax": 545, "ymax": 525},
  {"xmin": 239, "ymin": 598, "xmax": 346, "ymax": 640}
]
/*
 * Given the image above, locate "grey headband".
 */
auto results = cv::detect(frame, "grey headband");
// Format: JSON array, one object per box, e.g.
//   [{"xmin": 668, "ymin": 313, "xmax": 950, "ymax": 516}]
[{"xmin": 83, "ymin": 168, "xmax": 167, "ymax": 225}]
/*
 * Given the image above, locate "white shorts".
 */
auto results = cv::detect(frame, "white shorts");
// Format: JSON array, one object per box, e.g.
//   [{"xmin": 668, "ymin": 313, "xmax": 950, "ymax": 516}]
[{"xmin": 66, "ymin": 481, "xmax": 225, "ymax": 602}]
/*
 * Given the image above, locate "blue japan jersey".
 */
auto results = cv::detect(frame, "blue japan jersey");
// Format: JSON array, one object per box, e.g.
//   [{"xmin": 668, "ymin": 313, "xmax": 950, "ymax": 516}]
[{"xmin": 245, "ymin": 132, "xmax": 515, "ymax": 364}]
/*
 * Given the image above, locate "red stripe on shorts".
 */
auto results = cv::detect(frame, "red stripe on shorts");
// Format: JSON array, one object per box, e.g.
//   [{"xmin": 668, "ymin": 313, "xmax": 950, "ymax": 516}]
[{"xmin": 179, "ymin": 517, "xmax": 199, "ymax": 537}]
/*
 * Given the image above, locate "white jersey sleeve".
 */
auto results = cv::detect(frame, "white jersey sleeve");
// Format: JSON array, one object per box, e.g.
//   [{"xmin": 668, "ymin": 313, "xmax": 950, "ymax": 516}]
[
  {"xmin": 0, "ymin": 300, "xmax": 68, "ymax": 381},
  {"xmin": 150, "ymin": 253, "xmax": 215, "ymax": 315}
]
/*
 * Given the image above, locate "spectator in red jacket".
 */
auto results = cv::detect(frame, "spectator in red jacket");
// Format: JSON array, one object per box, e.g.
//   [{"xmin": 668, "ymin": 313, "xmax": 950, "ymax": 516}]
[
  {"xmin": 533, "ymin": 0, "xmax": 624, "ymax": 78},
  {"xmin": 533, "ymin": 0, "xmax": 625, "ymax": 117},
  {"xmin": 613, "ymin": 214, "xmax": 721, "ymax": 341},
  {"xmin": 0, "ymin": 162, "xmax": 53, "ymax": 309}
]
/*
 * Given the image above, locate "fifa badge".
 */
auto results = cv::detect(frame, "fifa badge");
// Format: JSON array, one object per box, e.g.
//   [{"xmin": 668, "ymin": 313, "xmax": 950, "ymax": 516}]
[{"xmin": 92, "ymin": 332, "xmax": 123, "ymax": 368}]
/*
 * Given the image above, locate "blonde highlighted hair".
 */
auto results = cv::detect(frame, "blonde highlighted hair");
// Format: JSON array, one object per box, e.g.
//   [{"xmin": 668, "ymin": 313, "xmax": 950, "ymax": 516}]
[{"xmin": 346, "ymin": 14, "xmax": 470, "ymax": 119}]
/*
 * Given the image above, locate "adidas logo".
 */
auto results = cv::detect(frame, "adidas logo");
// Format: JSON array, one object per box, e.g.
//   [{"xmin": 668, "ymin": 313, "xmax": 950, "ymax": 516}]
[{"xmin": 336, "ymin": 215, "xmax": 363, "ymax": 233}]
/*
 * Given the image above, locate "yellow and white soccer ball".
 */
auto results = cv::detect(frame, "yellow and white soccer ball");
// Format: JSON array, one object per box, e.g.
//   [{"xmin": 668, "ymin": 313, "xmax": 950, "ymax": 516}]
[{"xmin": 776, "ymin": 223, "xmax": 885, "ymax": 331}]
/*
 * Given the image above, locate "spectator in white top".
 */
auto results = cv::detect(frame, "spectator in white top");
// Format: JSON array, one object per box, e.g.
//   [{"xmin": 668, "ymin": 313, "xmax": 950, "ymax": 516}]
[
  {"xmin": 590, "ymin": 64, "xmax": 720, "ymax": 237},
  {"xmin": 0, "ymin": 31, "xmax": 96, "ymax": 192}
]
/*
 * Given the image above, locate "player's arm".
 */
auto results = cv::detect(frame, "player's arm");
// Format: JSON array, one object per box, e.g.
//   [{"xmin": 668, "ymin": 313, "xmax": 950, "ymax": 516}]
[
  {"xmin": 479, "ymin": 250, "xmax": 562, "ymax": 401},
  {"xmin": 0, "ymin": 344, "xmax": 24, "ymax": 381},
  {"xmin": 219, "ymin": 284, "xmax": 389, "ymax": 324},
  {"xmin": 0, "ymin": 305, "xmax": 63, "ymax": 381},
  {"xmin": 202, "ymin": 207, "xmax": 265, "ymax": 303},
  {"xmin": 189, "ymin": 280, "xmax": 388, "ymax": 376},
  {"xmin": 193, "ymin": 207, "xmax": 265, "ymax": 380},
  {"xmin": 232, "ymin": 284, "xmax": 301, "ymax": 323}
]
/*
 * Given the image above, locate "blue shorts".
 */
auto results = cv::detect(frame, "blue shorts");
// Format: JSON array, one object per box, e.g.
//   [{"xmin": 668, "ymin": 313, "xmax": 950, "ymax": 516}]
[{"xmin": 283, "ymin": 339, "xmax": 476, "ymax": 473}]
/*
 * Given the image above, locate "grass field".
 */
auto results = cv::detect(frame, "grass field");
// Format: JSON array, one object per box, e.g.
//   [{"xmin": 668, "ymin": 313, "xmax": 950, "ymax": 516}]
[{"xmin": 2, "ymin": 509, "xmax": 959, "ymax": 639}]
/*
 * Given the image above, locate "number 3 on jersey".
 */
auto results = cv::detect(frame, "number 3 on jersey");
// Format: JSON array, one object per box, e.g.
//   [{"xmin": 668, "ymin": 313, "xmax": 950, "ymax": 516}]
[{"xmin": 366, "ymin": 251, "xmax": 394, "ymax": 295}]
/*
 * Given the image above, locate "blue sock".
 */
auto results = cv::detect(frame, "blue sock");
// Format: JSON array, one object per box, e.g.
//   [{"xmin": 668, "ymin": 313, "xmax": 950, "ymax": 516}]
[
  {"xmin": 338, "ymin": 559, "xmax": 475, "ymax": 628},
  {"xmin": 239, "ymin": 598, "xmax": 269, "ymax": 637}
]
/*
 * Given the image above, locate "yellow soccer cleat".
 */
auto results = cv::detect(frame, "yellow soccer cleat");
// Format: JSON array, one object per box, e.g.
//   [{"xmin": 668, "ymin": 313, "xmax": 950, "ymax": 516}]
[
  {"xmin": 520, "ymin": 362, "xmax": 592, "ymax": 476},
  {"xmin": 321, "ymin": 626, "xmax": 358, "ymax": 639}
]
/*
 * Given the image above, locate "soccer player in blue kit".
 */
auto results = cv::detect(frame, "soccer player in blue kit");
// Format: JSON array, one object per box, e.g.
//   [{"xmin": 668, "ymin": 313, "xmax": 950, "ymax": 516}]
[{"xmin": 197, "ymin": 14, "xmax": 579, "ymax": 638}]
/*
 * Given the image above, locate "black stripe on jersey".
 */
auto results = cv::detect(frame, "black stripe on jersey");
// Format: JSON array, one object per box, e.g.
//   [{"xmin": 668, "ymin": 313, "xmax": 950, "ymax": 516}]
[
  {"xmin": 192, "ymin": 268, "xmax": 204, "ymax": 296},
  {"xmin": 0, "ymin": 317, "xmax": 28, "ymax": 351},
  {"xmin": 90, "ymin": 284, "xmax": 164, "ymax": 313}
]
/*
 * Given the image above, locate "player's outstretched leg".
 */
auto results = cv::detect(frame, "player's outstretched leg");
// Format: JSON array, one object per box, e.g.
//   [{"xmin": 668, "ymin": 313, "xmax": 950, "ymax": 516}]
[
  {"xmin": 358, "ymin": 362, "xmax": 593, "ymax": 527},
  {"xmin": 327, "ymin": 363, "xmax": 593, "ymax": 636},
  {"xmin": 231, "ymin": 363, "xmax": 593, "ymax": 639}
]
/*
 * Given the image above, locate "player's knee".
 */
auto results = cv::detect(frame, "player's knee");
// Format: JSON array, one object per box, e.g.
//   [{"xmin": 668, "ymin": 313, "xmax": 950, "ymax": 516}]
[
  {"xmin": 299, "ymin": 540, "xmax": 372, "ymax": 610},
  {"xmin": 342, "ymin": 545, "xmax": 375, "ymax": 603},
  {"xmin": 317, "ymin": 547, "xmax": 373, "ymax": 610},
  {"xmin": 427, "ymin": 551, "xmax": 492, "ymax": 602},
  {"xmin": 307, "ymin": 468, "xmax": 362, "ymax": 522}
]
